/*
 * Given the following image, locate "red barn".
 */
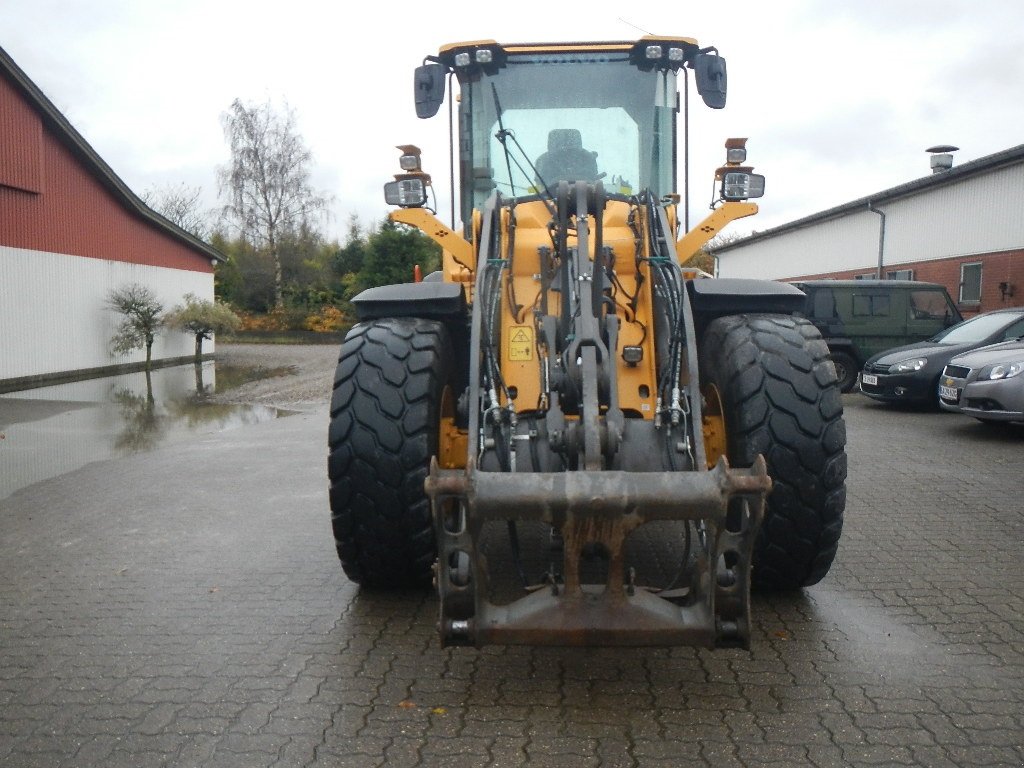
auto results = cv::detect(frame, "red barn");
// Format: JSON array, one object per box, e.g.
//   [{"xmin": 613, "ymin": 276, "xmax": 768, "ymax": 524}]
[{"xmin": 1, "ymin": 45, "xmax": 223, "ymax": 391}]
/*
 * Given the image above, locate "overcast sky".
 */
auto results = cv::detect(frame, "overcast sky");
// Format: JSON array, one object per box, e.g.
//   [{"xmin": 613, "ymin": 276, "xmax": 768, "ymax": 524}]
[{"xmin": 3, "ymin": 0, "xmax": 1023, "ymax": 242}]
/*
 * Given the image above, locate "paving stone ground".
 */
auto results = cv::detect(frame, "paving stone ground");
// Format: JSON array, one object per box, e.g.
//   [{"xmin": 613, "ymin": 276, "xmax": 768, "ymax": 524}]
[{"xmin": 1, "ymin": 360, "xmax": 1022, "ymax": 767}]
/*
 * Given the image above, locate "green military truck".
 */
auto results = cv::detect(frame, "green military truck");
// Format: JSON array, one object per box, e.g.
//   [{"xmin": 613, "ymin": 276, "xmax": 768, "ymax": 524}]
[{"xmin": 792, "ymin": 280, "xmax": 962, "ymax": 391}]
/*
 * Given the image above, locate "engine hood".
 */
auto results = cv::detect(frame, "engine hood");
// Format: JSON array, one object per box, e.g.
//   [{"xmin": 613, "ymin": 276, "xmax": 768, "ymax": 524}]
[
  {"xmin": 948, "ymin": 339, "xmax": 1024, "ymax": 369},
  {"xmin": 869, "ymin": 341, "xmax": 962, "ymax": 366}
]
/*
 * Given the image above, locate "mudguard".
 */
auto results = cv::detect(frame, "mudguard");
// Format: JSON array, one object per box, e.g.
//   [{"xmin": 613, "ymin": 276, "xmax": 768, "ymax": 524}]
[{"xmin": 351, "ymin": 281, "xmax": 466, "ymax": 321}]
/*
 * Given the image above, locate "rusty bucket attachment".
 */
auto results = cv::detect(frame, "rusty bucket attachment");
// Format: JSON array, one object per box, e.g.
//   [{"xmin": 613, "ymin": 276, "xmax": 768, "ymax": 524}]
[{"xmin": 427, "ymin": 455, "xmax": 771, "ymax": 648}]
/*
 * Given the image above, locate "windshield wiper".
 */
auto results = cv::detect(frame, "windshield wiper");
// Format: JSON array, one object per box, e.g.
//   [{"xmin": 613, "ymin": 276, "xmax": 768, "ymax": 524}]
[
  {"xmin": 491, "ymin": 83, "xmax": 518, "ymax": 198},
  {"xmin": 490, "ymin": 84, "xmax": 556, "ymax": 214}
]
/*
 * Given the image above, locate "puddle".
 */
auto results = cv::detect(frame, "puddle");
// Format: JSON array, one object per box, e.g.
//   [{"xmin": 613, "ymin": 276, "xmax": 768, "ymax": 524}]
[{"xmin": 0, "ymin": 362, "xmax": 291, "ymax": 502}]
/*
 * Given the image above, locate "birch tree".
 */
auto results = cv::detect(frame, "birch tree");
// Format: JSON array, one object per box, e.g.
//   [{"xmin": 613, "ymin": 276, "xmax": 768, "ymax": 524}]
[{"xmin": 218, "ymin": 99, "xmax": 329, "ymax": 308}]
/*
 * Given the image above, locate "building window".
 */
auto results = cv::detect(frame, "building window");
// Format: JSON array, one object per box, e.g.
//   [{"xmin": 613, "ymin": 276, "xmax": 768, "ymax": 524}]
[
  {"xmin": 960, "ymin": 262, "xmax": 982, "ymax": 304},
  {"xmin": 887, "ymin": 269, "xmax": 914, "ymax": 280},
  {"xmin": 854, "ymin": 273, "xmax": 876, "ymax": 280}
]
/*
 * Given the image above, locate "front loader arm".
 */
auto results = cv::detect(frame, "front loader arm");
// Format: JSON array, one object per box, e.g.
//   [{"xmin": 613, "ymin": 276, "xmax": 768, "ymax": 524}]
[
  {"xmin": 390, "ymin": 208, "xmax": 475, "ymax": 281},
  {"xmin": 675, "ymin": 201, "xmax": 758, "ymax": 265}
]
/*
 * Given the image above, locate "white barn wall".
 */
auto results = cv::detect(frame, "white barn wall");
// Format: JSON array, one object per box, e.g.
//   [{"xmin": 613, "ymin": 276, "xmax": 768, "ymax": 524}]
[{"xmin": 1, "ymin": 245, "xmax": 214, "ymax": 380}]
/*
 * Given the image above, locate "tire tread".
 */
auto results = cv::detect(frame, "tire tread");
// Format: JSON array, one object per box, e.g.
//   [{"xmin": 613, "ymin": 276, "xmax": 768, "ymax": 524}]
[
  {"xmin": 327, "ymin": 318, "xmax": 450, "ymax": 588},
  {"xmin": 701, "ymin": 314, "xmax": 847, "ymax": 590}
]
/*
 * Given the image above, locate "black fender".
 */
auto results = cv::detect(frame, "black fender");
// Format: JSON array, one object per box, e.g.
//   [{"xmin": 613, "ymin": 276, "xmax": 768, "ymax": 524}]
[
  {"xmin": 687, "ymin": 278, "xmax": 806, "ymax": 335},
  {"xmin": 350, "ymin": 281, "xmax": 471, "ymax": 391},
  {"xmin": 351, "ymin": 281, "xmax": 467, "ymax": 322}
]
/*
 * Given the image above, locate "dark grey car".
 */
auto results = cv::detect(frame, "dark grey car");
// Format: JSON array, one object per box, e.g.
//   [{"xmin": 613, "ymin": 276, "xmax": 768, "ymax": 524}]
[
  {"xmin": 939, "ymin": 339, "xmax": 1024, "ymax": 423},
  {"xmin": 860, "ymin": 308, "xmax": 1024, "ymax": 407}
]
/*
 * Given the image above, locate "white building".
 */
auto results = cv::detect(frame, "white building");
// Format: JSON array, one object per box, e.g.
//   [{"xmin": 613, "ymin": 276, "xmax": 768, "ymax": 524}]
[{"xmin": 714, "ymin": 145, "xmax": 1024, "ymax": 317}]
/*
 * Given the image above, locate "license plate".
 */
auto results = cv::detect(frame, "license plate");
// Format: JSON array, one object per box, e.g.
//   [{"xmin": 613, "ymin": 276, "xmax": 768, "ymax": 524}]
[
  {"xmin": 861, "ymin": 374, "xmax": 878, "ymax": 386},
  {"xmin": 939, "ymin": 385, "xmax": 959, "ymax": 401}
]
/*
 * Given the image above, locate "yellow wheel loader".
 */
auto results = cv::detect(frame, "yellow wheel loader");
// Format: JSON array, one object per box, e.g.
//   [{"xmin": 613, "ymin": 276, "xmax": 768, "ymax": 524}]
[{"xmin": 328, "ymin": 37, "xmax": 846, "ymax": 648}]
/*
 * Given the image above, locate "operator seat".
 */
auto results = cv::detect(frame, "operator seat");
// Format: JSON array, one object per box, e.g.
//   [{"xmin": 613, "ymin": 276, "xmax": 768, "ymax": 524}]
[{"xmin": 535, "ymin": 128, "xmax": 599, "ymax": 186}]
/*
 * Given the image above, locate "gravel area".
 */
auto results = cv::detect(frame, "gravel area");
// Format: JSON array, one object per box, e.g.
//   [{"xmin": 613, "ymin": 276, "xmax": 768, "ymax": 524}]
[{"xmin": 210, "ymin": 342, "xmax": 340, "ymax": 411}]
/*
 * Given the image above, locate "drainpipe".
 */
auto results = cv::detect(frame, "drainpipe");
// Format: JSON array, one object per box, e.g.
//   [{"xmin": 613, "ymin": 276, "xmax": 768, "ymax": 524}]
[{"xmin": 868, "ymin": 201, "xmax": 886, "ymax": 279}]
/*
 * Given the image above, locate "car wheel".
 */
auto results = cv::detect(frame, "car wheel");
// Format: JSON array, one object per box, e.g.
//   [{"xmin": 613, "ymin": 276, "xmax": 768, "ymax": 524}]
[{"xmin": 829, "ymin": 351, "xmax": 858, "ymax": 393}]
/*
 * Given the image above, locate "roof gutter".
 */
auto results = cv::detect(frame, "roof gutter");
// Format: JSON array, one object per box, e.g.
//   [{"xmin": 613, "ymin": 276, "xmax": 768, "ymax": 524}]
[{"xmin": 868, "ymin": 201, "xmax": 886, "ymax": 279}]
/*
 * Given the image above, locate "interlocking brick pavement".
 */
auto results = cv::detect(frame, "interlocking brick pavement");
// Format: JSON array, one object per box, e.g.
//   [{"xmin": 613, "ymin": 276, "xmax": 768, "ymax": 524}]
[{"xmin": 1, "ymin": 395, "xmax": 1022, "ymax": 767}]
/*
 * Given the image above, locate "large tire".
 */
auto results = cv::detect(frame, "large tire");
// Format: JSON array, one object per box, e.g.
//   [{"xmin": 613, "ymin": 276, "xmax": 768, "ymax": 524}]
[
  {"xmin": 829, "ymin": 350, "xmax": 858, "ymax": 393},
  {"xmin": 700, "ymin": 314, "xmax": 847, "ymax": 591},
  {"xmin": 327, "ymin": 318, "xmax": 451, "ymax": 588}
]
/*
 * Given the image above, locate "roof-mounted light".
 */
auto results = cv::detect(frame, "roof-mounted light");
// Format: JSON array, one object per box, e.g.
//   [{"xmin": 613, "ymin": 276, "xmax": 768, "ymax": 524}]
[
  {"xmin": 629, "ymin": 38, "xmax": 699, "ymax": 72},
  {"xmin": 438, "ymin": 42, "xmax": 507, "ymax": 76}
]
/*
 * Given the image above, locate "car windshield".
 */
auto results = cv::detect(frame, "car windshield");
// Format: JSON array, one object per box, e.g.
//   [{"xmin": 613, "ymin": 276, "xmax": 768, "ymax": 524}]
[{"xmin": 932, "ymin": 312, "xmax": 1024, "ymax": 344}]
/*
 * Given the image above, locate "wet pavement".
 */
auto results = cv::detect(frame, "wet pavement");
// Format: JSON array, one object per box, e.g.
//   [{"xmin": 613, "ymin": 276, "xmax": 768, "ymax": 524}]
[
  {"xmin": 0, "ymin": 363, "xmax": 290, "ymax": 501},
  {"xmin": 0, "ymin": 394, "xmax": 1022, "ymax": 767}
]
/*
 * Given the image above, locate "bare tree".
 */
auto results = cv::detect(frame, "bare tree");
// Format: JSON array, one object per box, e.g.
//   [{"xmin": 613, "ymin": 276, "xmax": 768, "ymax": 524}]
[
  {"xmin": 141, "ymin": 183, "xmax": 211, "ymax": 240},
  {"xmin": 218, "ymin": 98, "xmax": 330, "ymax": 308},
  {"xmin": 107, "ymin": 283, "xmax": 164, "ymax": 371}
]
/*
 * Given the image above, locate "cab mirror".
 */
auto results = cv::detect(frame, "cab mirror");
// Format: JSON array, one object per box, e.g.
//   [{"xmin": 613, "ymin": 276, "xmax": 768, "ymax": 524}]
[
  {"xmin": 694, "ymin": 53, "xmax": 727, "ymax": 109},
  {"xmin": 414, "ymin": 63, "xmax": 447, "ymax": 119}
]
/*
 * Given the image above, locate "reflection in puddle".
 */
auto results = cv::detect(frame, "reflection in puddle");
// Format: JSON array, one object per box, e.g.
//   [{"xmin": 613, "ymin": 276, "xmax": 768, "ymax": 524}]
[{"xmin": 0, "ymin": 361, "xmax": 291, "ymax": 502}]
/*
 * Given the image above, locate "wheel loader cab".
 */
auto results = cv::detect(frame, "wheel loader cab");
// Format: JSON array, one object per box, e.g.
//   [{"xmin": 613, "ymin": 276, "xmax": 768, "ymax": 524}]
[
  {"xmin": 443, "ymin": 40, "xmax": 686, "ymax": 230},
  {"xmin": 331, "ymin": 36, "xmax": 847, "ymax": 650}
]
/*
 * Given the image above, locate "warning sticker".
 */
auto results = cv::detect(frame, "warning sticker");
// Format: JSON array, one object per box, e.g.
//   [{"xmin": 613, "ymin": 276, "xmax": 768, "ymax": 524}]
[{"xmin": 508, "ymin": 325, "xmax": 534, "ymax": 361}]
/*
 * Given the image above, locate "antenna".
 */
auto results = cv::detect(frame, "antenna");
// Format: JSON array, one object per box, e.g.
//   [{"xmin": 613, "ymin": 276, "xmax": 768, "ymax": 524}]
[{"xmin": 617, "ymin": 17, "xmax": 654, "ymax": 35}]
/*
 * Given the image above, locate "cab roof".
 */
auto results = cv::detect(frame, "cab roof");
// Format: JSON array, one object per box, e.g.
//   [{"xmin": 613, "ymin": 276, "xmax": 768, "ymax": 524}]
[{"xmin": 438, "ymin": 36, "xmax": 698, "ymax": 56}]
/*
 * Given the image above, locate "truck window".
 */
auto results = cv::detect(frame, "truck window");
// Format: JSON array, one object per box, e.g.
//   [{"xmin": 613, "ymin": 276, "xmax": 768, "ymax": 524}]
[
  {"xmin": 852, "ymin": 293, "xmax": 890, "ymax": 317},
  {"xmin": 909, "ymin": 290, "xmax": 949, "ymax": 320},
  {"xmin": 812, "ymin": 289, "xmax": 836, "ymax": 319}
]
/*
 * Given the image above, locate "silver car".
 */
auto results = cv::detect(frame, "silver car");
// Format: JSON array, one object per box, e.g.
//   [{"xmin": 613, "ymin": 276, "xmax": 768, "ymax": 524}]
[{"xmin": 939, "ymin": 339, "xmax": 1024, "ymax": 423}]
